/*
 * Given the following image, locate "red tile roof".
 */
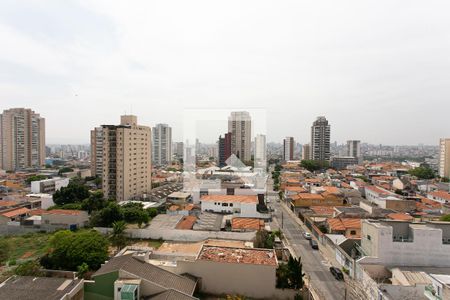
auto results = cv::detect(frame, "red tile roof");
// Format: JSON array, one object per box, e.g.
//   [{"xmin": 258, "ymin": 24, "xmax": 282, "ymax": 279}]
[
  {"xmin": 231, "ymin": 218, "xmax": 264, "ymax": 231},
  {"xmin": 0, "ymin": 200, "xmax": 19, "ymax": 207},
  {"xmin": 387, "ymin": 213, "xmax": 414, "ymax": 221},
  {"xmin": 175, "ymin": 216, "xmax": 197, "ymax": 230},
  {"xmin": 1, "ymin": 207, "xmax": 30, "ymax": 218},
  {"xmin": 284, "ymin": 186, "xmax": 307, "ymax": 193},
  {"xmin": 201, "ymin": 195, "xmax": 258, "ymax": 204},
  {"xmin": 327, "ymin": 218, "xmax": 361, "ymax": 231},
  {"xmin": 365, "ymin": 185, "xmax": 391, "ymax": 196},
  {"xmin": 429, "ymin": 191, "xmax": 450, "ymax": 201}
]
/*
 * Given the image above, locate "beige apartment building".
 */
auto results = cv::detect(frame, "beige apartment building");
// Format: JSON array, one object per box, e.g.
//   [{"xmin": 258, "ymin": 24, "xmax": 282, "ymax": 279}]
[
  {"xmin": 439, "ymin": 138, "xmax": 450, "ymax": 178},
  {"xmin": 0, "ymin": 108, "xmax": 45, "ymax": 171},
  {"xmin": 228, "ymin": 111, "xmax": 252, "ymax": 162},
  {"xmin": 91, "ymin": 115, "xmax": 152, "ymax": 202}
]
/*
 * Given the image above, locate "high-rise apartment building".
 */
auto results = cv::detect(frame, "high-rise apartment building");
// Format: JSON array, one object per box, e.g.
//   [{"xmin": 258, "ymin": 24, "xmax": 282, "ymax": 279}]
[
  {"xmin": 283, "ymin": 137, "xmax": 294, "ymax": 161},
  {"xmin": 439, "ymin": 138, "xmax": 450, "ymax": 178},
  {"xmin": 152, "ymin": 124, "xmax": 172, "ymax": 166},
  {"xmin": 302, "ymin": 144, "xmax": 311, "ymax": 161},
  {"xmin": 254, "ymin": 134, "xmax": 267, "ymax": 169},
  {"xmin": 90, "ymin": 115, "xmax": 151, "ymax": 202},
  {"xmin": 311, "ymin": 116, "xmax": 331, "ymax": 162},
  {"xmin": 347, "ymin": 140, "xmax": 361, "ymax": 163},
  {"xmin": 218, "ymin": 133, "xmax": 232, "ymax": 167},
  {"xmin": 0, "ymin": 108, "xmax": 45, "ymax": 171},
  {"xmin": 174, "ymin": 142, "xmax": 184, "ymax": 158},
  {"xmin": 228, "ymin": 111, "xmax": 252, "ymax": 162}
]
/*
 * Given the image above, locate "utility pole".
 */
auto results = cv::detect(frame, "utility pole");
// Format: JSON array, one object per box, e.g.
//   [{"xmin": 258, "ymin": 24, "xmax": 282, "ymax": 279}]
[{"xmin": 281, "ymin": 211, "xmax": 284, "ymax": 229}]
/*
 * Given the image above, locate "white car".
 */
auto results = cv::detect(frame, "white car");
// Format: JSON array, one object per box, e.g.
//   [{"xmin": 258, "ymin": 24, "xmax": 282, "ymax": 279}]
[{"xmin": 303, "ymin": 232, "xmax": 312, "ymax": 240}]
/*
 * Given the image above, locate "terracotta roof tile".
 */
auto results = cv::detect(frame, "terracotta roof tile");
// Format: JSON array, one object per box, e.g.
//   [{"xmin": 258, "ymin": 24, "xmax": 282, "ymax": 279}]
[
  {"xmin": 1, "ymin": 207, "xmax": 30, "ymax": 218},
  {"xmin": 231, "ymin": 218, "xmax": 264, "ymax": 231},
  {"xmin": 201, "ymin": 195, "xmax": 258, "ymax": 204},
  {"xmin": 42, "ymin": 209, "xmax": 84, "ymax": 216}
]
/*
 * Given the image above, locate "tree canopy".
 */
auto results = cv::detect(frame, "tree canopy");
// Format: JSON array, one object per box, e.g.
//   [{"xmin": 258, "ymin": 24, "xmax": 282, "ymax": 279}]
[
  {"xmin": 41, "ymin": 230, "xmax": 109, "ymax": 271},
  {"xmin": 53, "ymin": 178, "xmax": 90, "ymax": 206},
  {"xmin": 300, "ymin": 160, "xmax": 329, "ymax": 172},
  {"xmin": 408, "ymin": 167, "xmax": 435, "ymax": 179}
]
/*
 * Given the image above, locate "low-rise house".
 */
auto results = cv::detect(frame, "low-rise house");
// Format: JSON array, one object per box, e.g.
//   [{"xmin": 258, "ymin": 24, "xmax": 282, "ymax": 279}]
[
  {"xmin": 84, "ymin": 252, "xmax": 198, "ymax": 300},
  {"xmin": 386, "ymin": 213, "xmax": 414, "ymax": 222},
  {"xmin": 360, "ymin": 220, "xmax": 450, "ymax": 267},
  {"xmin": 176, "ymin": 246, "xmax": 290, "ymax": 299},
  {"xmin": 327, "ymin": 218, "xmax": 361, "ymax": 238},
  {"xmin": 26, "ymin": 193, "xmax": 54, "ymax": 209},
  {"xmin": 427, "ymin": 190, "xmax": 450, "ymax": 204},
  {"xmin": 0, "ymin": 276, "xmax": 84, "ymax": 300},
  {"xmin": 41, "ymin": 209, "xmax": 89, "ymax": 229},
  {"xmin": 167, "ymin": 204, "xmax": 195, "ymax": 216},
  {"xmin": 231, "ymin": 217, "xmax": 264, "ymax": 232},
  {"xmin": 167, "ymin": 192, "xmax": 192, "ymax": 204},
  {"xmin": 200, "ymin": 195, "xmax": 268, "ymax": 218},
  {"xmin": 30, "ymin": 177, "xmax": 69, "ymax": 194},
  {"xmin": 365, "ymin": 185, "xmax": 415, "ymax": 212},
  {"xmin": 0, "ymin": 207, "xmax": 30, "ymax": 224}
]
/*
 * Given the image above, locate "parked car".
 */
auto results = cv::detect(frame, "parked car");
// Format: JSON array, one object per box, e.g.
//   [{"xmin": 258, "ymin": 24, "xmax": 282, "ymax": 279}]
[
  {"xmin": 303, "ymin": 232, "xmax": 312, "ymax": 240},
  {"xmin": 330, "ymin": 267, "xmax": 344, "ymax": 280},
  {"xmin": 309, "ymin": 239, "xmax": 319, "ymax": 249}
]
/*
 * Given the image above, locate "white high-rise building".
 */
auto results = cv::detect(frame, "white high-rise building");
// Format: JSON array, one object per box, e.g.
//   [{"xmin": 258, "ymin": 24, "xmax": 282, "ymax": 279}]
[
  {"xmin": 228, "ymin": 111, "xmax": 252, "ymax": 162},
  {"xmin": 254, "ymin": 134, "xmax": 266, "ymax": 169},
  {"xmin": 0, "ymin": 108, "xmax": 45, "ymax": 171},
  {"xmin": 152, "ymin": 124, "xmax": 172, "ymax": 166},
  {"xmin": 283, "ymin": 137, "xmax": 294, "ymax": 161},
  {"xmin": 311, "ymin": 116, "xmax": 331, "ymax": 162},
  {"xmin": 439, "ymin": 138, "xmax": 450, "ymax": 178}
]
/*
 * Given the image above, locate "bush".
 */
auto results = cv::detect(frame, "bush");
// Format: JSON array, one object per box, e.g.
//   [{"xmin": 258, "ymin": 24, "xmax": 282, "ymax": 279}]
[{"xmin": 15, "ymin": 260, "xmax": 43, "ymax": 276}]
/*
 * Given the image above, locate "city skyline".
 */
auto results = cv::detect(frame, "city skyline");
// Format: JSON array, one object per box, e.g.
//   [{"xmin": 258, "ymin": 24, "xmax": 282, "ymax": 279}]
[{"xmin": 1, "ymin": 1, "xmax": 449, "ymax": 145}]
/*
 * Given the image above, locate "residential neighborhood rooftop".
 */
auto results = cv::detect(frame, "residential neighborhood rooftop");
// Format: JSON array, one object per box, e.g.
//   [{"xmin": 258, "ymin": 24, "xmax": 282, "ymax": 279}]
[
  {"xmin": 198, "ymin": 246, "xmax": 277, "ymax": 266},
  {"xmin": 200, "ymin": 195, "xmax": 258, "ymax": 203}
]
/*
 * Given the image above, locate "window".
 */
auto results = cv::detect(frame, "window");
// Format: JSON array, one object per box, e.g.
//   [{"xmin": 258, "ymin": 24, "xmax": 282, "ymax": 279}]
[
  {"xmin": 367, "ymin": 235, "xmax": 371, "ymax": 241},
  {"xmin": 350, "ymin": 230, "xmax": 356, "ymax": 235}
]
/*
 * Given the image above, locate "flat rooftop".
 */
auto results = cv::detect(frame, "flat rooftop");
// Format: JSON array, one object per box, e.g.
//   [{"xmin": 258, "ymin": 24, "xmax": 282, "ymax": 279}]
[
  {"xmin": 201, "ymin": 195, "xmax": 258, "ymax": 204},
  {"xmin": 198, "ymin": 246, "xmax": 277, "ymax": 266}
]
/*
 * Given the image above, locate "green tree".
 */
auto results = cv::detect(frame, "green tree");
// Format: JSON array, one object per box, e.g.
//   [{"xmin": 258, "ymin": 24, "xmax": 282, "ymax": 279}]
[
  {"xmin": 25, "ymin": 175, "xmax": 47, "ymax": 185},
  {"xmin": 95, "ymin": 202, "xmax": 124, "ymax": 227},
  {"xmin": 441, "ymin": 177, "xmax": 450, "ymax": 183},
  {"xmin": 14, "ymin": 260, "xmax": 43, "ymax": 276},
  {"xmin": 53, "ymin": 178, "xmax": 90, "ymax": 206},
  {"xmin": 41, "ymin": 230, "xmax": 109, "ymax": 271},
  {"xmin": 0, "ymin": 239, "xmax": 10, "ymax": 264},
  {"xmin": 408, "ymin": 167, "xmax": 435, "ymax": 179},
  {"xmin": 300, "ymin": 160, "xmax": 329, "ymax": 172},
  {"xmin": 77, "ymin": 262, "xmax": 89, "ymax": 279},
  {"xmin": 440, "ymin": 214, "xmax": 450, "ymax": 222},
  {"xmin": 81, "ymin": 191, "xmax": 107, "ymax": 213},
  {"xmin": 111, "ymin": 221, "xmax": 127, "ymax": 251},
  {"xmin": 146, "ymin": 208, "xmax": 158, "ymax": 218},
  {"xmin": 58, "ymin": 167, "xmax": 74, "ymax": 175},
  {"xmin": 254, "ymin": 229, "xmax": 275, "ymax": 249},
  {"xmin": 287, "ymin": 256, "xmax": 304, "ymax": 289}
]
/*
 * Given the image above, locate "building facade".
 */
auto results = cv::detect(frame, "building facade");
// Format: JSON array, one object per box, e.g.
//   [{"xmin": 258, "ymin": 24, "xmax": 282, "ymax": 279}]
[
  {"xmin": 254, "ymin": 134, "xmax": 266, "ymax": 169},
  {"xmin": 439, "ymin": 138, "xmax": 450, "ymax": 178},
  {"xmin": 311, "ymin": 116, "xmax": 331, "ymax": 162},
  {"xmin": 152, "ymin": 123, "xmax": 172, "ymax": 166},
  {"xmin": 228, "ymin": 111, "xmax": 252, "ymax": 162},
  {"xmin": 0, "ymin": 108, "xmax": 45, "ymax": 171},
  {"xmin": 90, "ymin": 115, "xmax": 152, "ymax": 202},
  {"xmin": 302, "ymin": 143, "xmax": 311, "ymax": 160},
  {"xmin": 347, "ymin": 140, "xmax": 361, "ymax": 162},
  {"xmin": 283, "ymin": 137, "xmax": 294, "ymax": 161},
  {"xmin": 218, "ymin": 133, "xmax": 232, "ymax": 167}
]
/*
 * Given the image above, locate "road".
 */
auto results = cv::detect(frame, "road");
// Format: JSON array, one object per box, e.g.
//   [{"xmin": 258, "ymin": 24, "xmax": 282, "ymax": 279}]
[{"xmin": 267, "ymin": 180, "xmax": 346, "ymax": 299}]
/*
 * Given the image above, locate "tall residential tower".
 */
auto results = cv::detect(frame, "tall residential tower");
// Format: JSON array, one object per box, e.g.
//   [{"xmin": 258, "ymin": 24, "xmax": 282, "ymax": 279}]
[
  {"xmin": 283, "ymin": 137, "xmax": 294, "ymax": 161},
  {"xmin": 311, "ymin": 116, "xmax": 331, "ymax": 162},
  {"xmin": 152, "ymin": 123, "xmax": 172, "ymax": 166},
  {"xmin": 228, "ymin": 111, "xmax": 252, "ymax": 162},
  {"xmin": 91, "ymin": 115, "xmax": 152, "ymax": 202},
  {"xmin": 0, "ymin": 108, "xmax": 45, "ymax": 171},
  {"xmin": 439, "ymin": 138, "xmax": 450, "ymax": 179}
]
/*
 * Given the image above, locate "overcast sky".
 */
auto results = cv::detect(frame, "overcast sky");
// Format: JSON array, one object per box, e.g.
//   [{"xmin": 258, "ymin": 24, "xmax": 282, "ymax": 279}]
[{"xmin": 1, "ymin": 0, "xmax": 449, "ymax": 145}]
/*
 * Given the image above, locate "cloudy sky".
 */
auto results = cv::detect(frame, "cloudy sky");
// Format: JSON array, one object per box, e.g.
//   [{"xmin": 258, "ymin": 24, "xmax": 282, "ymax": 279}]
[{"xmin": 1, "ymin": 0, "xmax": 449, "ymax": 145}]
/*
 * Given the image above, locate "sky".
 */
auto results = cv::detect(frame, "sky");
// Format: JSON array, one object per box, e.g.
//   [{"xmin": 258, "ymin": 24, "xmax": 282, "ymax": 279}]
[{"xmin": 0, "ymin": 0, "xmax": 449, "ymax": 145}]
